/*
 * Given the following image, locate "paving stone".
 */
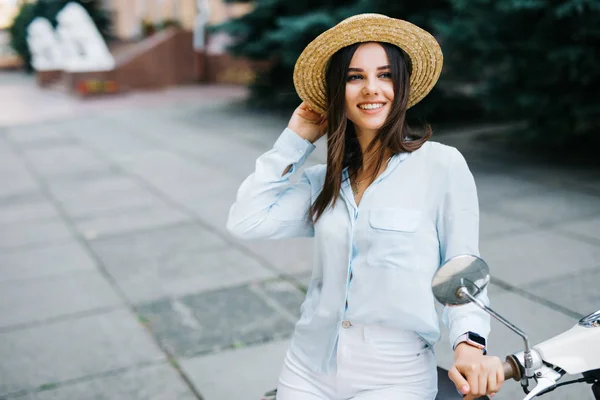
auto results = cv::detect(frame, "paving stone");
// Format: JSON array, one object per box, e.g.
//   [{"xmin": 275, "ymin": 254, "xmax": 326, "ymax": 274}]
[
  {"xmin": 109, "ymin": 246, "xmax": 274, "ymax": 304},
  {"xmin": 137, "ymin": 284, "xmax": 295, "ymax": 358},
  {"xmin": 46, "ymin": 174, "xmax": 143, "ymax": 199},
  {"xmin": 473, "ymin": 171, "xmax": 551, "ymax": 208},
  {"xmin": 89, "ymin": 222, "xmax": 227, "ymax": 263},
  {"xmin": 0, "ymin": 156, "xmax": 39, "ymax": 200},
  {"xmin": 8, "ymin": 135, "xmax": 75, "ymax": 150},
  {"xmin": 236, "ymin": 237, "xmax": 314, "ymax": 276},
  {"xmin": 188, "ymin": 189, "xmax": 241, "ymax": 233},
  {"xmin": 6, "ymin": 121, "xmax": 70, "ymax": 145},
  {"xmin": 488, "ymin": 188, "xmax": 600, "ymax": 226},
  {"xmin": 89, "ymin": 224, "xmax": 265, "ymax": 303},
  {"xmin": 55, "ymin": 187, "xmax": 161, "ymax": 219},
  {"xmin": 117, "ymin": 149, "xmax": 237, "ymax": 197},
  {"xmin": 291, "ymin": 270, "xmax": 312, "ymax": 290},
  {"xmin": 479, "ymin": 210, "xmax": 533, "ymax": 240},
  {"xmin": 180, "ymin": 339, "xmax": 290, "ymax": 400},
  {"xmin": 0, "ymin": 195, "xmax": 58, "ymax": 224},
  {"xmin": 0, "ymin": 218, "xmax": 73, "ymax": 249},
  {"xmin": 0, "ymin": 176, "xmax": 39, "ymax": 201},
  {"xmin": 559, "ymin": 216, "xmax": 600, "ymax": 245},
  {"xmin": 0, "ymin": 309, "xmax": 165, "ymax": 397},
  {"xmin": 132, "ymin": 122, "xmax": 270, "ymax": 178},
  {"xmin": 72, "ymin": 202, "xmax": 191, "ymax": 239},
  {"xmin": 69, "ymin": 128, "xmax": 160, "ymax": 163},
  {"xmin": 25, "ymin": 363, "xmax": 196, "ymax": 400},
  {"xmin": 22, "ymin": 145, "xmax": 110, "ymax": 179},
  {"xmin": 0, "ymin": 241, "xmax": 97, "ymax": 283},
  {"xmin": 480, "ymin": 229, "xmax": 600, "ymax": 286},
  {"xmin": 258, "ymin": 279, "xmax": 306, "ymax": 319},
  {"xmin": 523, "ymin": 267, "xmax": 600, "ymax": 318},
  {"xmin": 0, "ymin": 270, "xmax": 123, "ymax": 329}
]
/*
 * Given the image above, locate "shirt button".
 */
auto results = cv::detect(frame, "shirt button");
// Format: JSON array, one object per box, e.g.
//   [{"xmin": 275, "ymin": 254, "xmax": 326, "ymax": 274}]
[{"xmin": 341, "ymin": 320, "xmax": 352, "ymax": 329}]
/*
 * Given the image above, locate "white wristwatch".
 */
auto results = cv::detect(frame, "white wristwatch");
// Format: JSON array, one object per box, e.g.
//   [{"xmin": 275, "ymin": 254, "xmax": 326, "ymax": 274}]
[{"xmin": 453, "ymin": 331, "xmax": 487, "ymax": 355}]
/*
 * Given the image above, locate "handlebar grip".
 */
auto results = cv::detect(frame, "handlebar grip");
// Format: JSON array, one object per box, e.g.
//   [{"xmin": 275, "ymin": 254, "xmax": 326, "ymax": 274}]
[
  {"xmin": 503, "ymin": 355, "xmax": 524, "ymax": 381},
  {"xmin": 502, "ymin": 361, "xmax": 514, "ymax": 381}
]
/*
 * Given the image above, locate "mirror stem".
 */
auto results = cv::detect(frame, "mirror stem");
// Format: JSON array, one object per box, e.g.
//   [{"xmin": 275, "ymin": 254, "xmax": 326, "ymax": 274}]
[{"xmin": 457, "ymin": 287, "xmax": 535, "ymax": 385}]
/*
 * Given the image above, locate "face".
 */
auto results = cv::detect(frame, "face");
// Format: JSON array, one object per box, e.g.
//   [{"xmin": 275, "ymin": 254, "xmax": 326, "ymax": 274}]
[{"xmin": 344, "ymin": 42, "xmax": 395, "ymax": 137}]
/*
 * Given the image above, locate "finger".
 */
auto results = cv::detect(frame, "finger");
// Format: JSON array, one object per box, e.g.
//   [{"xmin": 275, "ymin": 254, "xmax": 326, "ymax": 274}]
[
  {"xmin": 303, "ymin": 105, "xmax": 323, "ymax": 118},
  {"xmin": 466, "ymin": 364, "xmax": 480, "ymax": 396},
  {"xmin": 477, "ymin": 369, "xmax": 488, "ymax": 396},
  {"xmin": 487, "ymin": 367, "xmax": 498, "ymax": 393},
  {"xmin": 497, "ymin": 363, "xmax": 506, "ymax": 386},
  {"xmin": 448, "ymin": 366, "xmax": 470, "ymax": 395},
  {"xmin": 297, "ymin": 109, "xmax": 320, "ymax": 123}
]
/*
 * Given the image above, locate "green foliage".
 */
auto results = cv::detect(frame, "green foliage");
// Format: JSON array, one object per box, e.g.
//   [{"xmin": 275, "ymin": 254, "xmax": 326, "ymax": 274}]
[
  {"xmin": 436, "ymin": 0, "xmax": 600, "ymax": 145},
  {"xmin": 8, "ymin": 0, "xmax": 112, "ymax": 72},
  {"xmin": 8, "ymin": 2, "xmax": 36, "ymax": 71}
]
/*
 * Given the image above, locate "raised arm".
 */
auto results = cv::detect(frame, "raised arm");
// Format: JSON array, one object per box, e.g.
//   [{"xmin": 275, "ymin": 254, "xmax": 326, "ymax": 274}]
[{"xmin": 226, "ymin": 103, "xmax": 327, "ymax": 240}]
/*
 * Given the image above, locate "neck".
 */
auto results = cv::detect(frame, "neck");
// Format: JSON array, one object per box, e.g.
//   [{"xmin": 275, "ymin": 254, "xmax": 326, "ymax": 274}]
[{"xmin": 354, "ymin": 126, "xmax": 391, "ymax": 178}]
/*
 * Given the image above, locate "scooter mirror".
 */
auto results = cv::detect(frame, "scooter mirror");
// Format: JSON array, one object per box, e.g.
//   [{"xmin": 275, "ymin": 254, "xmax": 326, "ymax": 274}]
[{"xmin": 432, "ymin": 254, "xmax": 490, "ymax": 306}]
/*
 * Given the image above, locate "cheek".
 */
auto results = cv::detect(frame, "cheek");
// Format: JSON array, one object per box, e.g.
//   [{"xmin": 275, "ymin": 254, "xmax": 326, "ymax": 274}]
[
  {"xmin": 384, "ymin": 83, "xmax": 395, "ymax": 101},
  {"xmin": 345, "ymin": 86, "xmax": 359, "ymax": 114}
]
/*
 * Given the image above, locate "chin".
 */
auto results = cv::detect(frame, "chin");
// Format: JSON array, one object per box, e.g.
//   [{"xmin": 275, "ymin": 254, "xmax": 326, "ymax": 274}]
[{"xmin": 353, "ymin": 119, "xmax": 387, "ymax": 132}]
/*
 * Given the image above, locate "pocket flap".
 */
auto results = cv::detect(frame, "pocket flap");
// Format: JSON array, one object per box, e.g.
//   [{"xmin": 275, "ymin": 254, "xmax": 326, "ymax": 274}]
[{"xmin": 369, "ymin": 208, "xmax": 421, "ymax": 232}]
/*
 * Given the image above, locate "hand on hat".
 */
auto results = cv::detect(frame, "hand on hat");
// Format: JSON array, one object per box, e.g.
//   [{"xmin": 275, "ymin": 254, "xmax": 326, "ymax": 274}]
[{"xmin": 287, "ymin": 102, "xmax": 327, "ymax": 144}]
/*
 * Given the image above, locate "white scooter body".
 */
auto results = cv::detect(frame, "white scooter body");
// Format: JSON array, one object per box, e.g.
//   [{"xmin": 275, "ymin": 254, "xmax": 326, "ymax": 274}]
[{"xmin": 535, "ymin": 322, "xmax": 600, "ymax": 374}]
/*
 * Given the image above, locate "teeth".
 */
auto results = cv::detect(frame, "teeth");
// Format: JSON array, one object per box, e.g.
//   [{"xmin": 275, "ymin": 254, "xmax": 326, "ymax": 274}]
[{"xmin": 358, "ymin": 103, "xmax": 384, "ymax": 110}]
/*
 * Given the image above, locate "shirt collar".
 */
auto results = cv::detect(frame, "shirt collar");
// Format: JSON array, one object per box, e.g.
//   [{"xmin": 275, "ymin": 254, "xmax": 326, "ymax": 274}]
[{"xmin": 341, "ymin": 151, "xmax": 410, "ymax": 188}]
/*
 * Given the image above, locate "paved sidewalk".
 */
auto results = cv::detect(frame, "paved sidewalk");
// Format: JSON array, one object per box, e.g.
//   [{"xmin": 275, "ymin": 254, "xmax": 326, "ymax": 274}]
[{"xmin": 0, "ymin": 71, "xmax": 598, "ymax": 399}]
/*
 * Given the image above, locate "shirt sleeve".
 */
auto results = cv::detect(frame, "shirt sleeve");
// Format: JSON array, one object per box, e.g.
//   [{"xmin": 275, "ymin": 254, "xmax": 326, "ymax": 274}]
[
  {"xmin": 226, "ymin": 127, "xmax": 318, "ymax": 240},
  {"xmin": 437, "ymin": 147, "xmax": 491, "ymax": 351}
]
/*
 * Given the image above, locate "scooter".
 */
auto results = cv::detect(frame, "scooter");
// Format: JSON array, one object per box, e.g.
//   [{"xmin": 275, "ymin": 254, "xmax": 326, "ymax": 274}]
[
  {"xmin": 431, "ymin": 254, "xmax": 600, "ymax": 400},
  {"xmin": 262, "ymin": 254, "xmax": 600, "ymax": 400}
]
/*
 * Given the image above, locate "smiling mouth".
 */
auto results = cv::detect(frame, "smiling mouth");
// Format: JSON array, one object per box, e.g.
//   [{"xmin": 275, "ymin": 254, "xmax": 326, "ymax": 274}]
[{"xmin": 357, "ymin": 103, "xmax": 385, "ymax": 110}]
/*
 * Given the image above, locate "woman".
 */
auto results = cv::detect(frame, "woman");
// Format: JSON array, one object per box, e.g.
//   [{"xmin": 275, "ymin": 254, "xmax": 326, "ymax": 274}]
[{"xmin": 227, "ymin": 14, "xmax": 504, "ymax": 400}]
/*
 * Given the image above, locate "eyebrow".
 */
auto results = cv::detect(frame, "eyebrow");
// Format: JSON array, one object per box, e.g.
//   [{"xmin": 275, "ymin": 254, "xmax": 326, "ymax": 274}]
[{"xmin": 347, "ymin": 65, "xmax": 391, "ymax": 72}]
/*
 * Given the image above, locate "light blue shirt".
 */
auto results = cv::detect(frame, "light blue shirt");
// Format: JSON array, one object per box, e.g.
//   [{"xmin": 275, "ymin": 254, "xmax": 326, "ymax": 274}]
[{"xmin": 227, "ymin": 128, "xmax": 491, "ymax": 373}]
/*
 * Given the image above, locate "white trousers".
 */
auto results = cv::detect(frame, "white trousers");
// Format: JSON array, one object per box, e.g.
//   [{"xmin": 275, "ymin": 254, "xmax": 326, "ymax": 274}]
[{"xmin": 277, "ymin": 324, "xmax": 438, "ymax": 399}]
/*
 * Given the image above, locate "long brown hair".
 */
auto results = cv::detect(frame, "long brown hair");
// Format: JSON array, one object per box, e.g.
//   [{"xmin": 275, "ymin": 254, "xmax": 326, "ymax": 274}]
[{"xmin": 310, "ymin": 41, "xmax": 432, "ymax": 222}]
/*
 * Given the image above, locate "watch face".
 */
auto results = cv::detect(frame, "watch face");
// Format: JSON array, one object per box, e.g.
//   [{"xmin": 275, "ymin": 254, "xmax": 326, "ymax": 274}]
[{"xmin": 468, "ymin": 333, "xmax": 486, "ymax": 347}]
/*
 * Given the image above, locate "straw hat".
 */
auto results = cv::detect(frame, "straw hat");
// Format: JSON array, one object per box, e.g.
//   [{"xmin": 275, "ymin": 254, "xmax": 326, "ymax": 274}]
[{"xmin": 293, "ymin": 13, "xmax": 443, "ymax": 115}]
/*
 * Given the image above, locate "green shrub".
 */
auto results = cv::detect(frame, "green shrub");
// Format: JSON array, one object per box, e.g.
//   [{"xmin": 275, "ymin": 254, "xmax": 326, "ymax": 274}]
[{"xmin": 436, "ymin": 0, "xmax": 600, "ymax": 145}]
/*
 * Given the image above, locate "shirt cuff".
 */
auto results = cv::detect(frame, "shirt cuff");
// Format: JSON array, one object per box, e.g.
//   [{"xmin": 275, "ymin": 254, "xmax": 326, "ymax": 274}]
[{"xmin": 273, "ymin": 128, "xmax": 316, "ymax": 163}]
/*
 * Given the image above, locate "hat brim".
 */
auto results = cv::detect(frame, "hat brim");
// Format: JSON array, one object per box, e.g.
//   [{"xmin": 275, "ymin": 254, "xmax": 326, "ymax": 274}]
[{"xmin": 293, "ymin": 14, "xmax": 443, "ymax": 115}]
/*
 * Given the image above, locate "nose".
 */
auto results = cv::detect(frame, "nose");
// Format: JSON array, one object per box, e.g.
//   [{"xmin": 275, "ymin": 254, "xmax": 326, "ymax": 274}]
[{"xmin": 361, "ymin": 77, "xmax": 379, "ymax": 96}]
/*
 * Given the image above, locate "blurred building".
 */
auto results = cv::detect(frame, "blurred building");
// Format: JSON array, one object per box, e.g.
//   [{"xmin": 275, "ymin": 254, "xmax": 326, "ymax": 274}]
[
  {"xmin": 0, "ymin": 0, "xmax": 255, "ymax": 83},
  {"xmin": 107, "ymin": 0, "xmax": 252, "ymax": 40}
]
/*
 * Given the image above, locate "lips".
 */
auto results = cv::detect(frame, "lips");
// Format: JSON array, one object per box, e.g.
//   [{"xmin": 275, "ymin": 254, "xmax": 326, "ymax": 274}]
[
  {"xmin": 356, "ymin": 102, "xmax": 387, "ymax": 115},
  {"xmin": 357, "ymin": 103, "xmax": 385, "ymax": 110}
]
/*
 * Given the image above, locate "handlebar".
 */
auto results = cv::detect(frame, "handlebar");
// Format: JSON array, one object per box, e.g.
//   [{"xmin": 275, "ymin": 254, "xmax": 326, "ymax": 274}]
[
  {"xmin": 503, "ymin": 361, "xmax": 514, "ymax": 380},
  {"xmin": 503, "ymin": 356, "xmax": 521, "ymax": 381}
]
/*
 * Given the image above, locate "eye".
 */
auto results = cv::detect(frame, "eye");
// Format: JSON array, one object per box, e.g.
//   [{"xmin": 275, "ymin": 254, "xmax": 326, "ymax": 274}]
[
  {"xmin": 346, "ymin": 74, "xmax": 362, "ymax": 81},
  {"xmin": 379, "ymin": 72, "xmax": 392, "ymax": 79}
]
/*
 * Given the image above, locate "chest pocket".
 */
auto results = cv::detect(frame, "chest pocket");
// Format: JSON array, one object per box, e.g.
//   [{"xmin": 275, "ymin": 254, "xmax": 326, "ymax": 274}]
[{"xmin": 367, "ymin": 208, "xmax": 421, "ymax": 269}]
